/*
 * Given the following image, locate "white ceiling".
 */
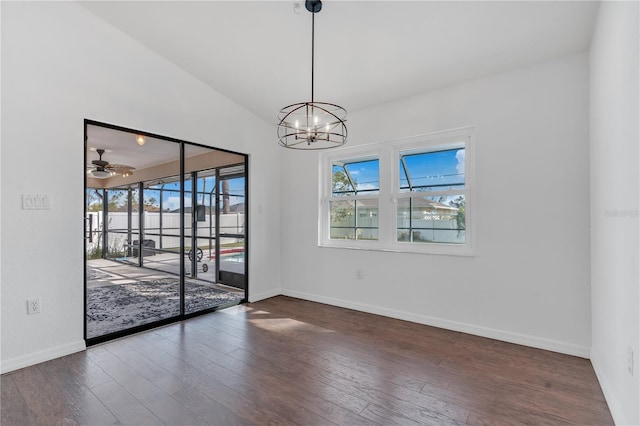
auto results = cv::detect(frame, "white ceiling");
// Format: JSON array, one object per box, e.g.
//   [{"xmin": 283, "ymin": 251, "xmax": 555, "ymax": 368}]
[
  {"xmin": 86, "ymin": 123, "xmax": 211, "ymax": 171},
  {"xmin": 80, "ymin": 0, "xmax": 599, "ymax": 124}
]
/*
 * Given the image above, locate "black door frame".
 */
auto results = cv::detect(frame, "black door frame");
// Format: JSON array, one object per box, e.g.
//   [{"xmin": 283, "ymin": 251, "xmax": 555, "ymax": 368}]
[{"xmin": 83, "ymin": 119, "xmax": 249, "ymax": 345}]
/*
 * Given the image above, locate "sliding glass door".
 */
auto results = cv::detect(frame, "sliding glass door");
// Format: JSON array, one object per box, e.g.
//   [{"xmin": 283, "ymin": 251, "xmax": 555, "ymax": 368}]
[{"xmin": 85, "ymin": 120, "xmax": 248, "ymax": 344}]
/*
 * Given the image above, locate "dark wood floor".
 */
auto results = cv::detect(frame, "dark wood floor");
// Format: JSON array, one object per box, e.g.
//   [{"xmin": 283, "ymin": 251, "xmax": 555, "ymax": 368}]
[{"xmin": 1, "ymin": 296, "xmax": 612, "ymax": 425}]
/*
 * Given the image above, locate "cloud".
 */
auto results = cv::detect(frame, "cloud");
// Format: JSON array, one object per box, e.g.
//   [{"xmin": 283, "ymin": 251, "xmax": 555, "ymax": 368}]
[
  {"xmin": 165, "ymin": 196, "xmax": 191, "ymax": 211},
  {"xmin": 357, "ymin": 183, "xmax": 378, "ymax": 191},
  {"xmin": 456, "ymin": 149, "xmax": 465, "ymax": 175}
]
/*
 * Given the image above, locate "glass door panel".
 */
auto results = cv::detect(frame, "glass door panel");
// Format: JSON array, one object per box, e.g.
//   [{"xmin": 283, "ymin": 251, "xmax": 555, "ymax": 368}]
[
  {"xmin": 194, "ymin": 170, "xmax": 216, "ymax": 284},
  {"xmin": 85, "ymin": 188, "xmax": 104, "ymax": 261},
  {"xmin": 156, "ymin": 180, "xmax": 182, "ymax": 265},
  {"xmin": 185, "ymin": 146, "xmax": 223, "ymax": 313},
  {"xmin": 106, "ymin": 187, "xmax": 137, "ymax": 263},
  {"xmin": 141, "ymin": 186, "xmax": 180, "ymax": 276},
  {"xmin": 218, "ymin": 167, "xmax": 246, "ymax": 289},
  {"xmin": 183, "ymin": 174, "xmax": 194, "ymax": 282}
]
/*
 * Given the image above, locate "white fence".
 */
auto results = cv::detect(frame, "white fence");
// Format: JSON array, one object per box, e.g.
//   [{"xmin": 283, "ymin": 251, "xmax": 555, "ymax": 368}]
[{"xmin": 87, "ymin": 211, "xmax": 245, "ymax": 255}]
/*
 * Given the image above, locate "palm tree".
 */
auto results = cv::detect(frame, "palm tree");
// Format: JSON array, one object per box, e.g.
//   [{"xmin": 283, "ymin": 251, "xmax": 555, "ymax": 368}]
[{"xmin": 222, "ymin": 179, "xmax": 230, "ymax": 214}]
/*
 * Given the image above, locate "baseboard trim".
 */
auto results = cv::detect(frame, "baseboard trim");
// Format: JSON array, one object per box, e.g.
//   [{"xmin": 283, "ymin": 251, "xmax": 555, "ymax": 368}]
[
  {"xmin": 1, "ymin": 340, "xmax": 86, "ymax": 374},
  {"xmin": 248, "ymin": 287, "xmax": 282, "ymax": 303},
  {"xmin": 591, "ymin": 356, "xmax": 629, "ymax": 426},
  {"xmin": 280, "ymin": 289, "xmax": 591, "ymax": 358}
]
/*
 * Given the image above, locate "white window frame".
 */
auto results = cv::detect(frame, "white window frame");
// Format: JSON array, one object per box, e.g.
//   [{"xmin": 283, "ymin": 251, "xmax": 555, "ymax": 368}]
[
  {"xmin": 320, "ymin": 150, "xmax": 382, "ymax": 249},
  {"xmin": 319, "ymin": 127, "xmax": 475, "ymax": 256}
]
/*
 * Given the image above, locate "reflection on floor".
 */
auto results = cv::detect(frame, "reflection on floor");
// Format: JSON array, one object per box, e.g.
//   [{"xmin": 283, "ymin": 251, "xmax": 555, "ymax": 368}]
[{"xmin": 86, "ymin": 259, "xmax": 244, "ymax": 339}]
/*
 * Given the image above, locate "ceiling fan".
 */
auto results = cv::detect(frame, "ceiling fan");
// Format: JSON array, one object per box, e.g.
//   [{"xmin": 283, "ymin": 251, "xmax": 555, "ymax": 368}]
[{"xmin": 88, "ymin": 149, "xmax": 135, "ymax": 178}]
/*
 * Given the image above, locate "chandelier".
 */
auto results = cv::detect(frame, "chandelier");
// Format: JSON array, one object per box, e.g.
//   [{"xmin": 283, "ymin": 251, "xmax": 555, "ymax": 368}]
[{"xmin": 277, "ymin": 0, "xmax": 347, "ymax": 150}]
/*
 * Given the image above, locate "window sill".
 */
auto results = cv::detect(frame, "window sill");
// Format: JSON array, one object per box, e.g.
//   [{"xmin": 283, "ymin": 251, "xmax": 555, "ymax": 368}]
[{"xmin": 318, "ymin": 241, "xmax": 475, "ymax": 257}]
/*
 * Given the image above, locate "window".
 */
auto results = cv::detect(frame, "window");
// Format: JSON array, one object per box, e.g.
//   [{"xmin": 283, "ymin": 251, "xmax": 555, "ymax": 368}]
[
  {"xmin": 319, "ymin": 128, "xmax": 473, "ymax": 255},
  {"xmin": 329, "ymin": 157, "xmax": 380, "ymax": 241},
  {"xmin": 396, "ymin": 147, "xmax": 466, "ymax": 245}
]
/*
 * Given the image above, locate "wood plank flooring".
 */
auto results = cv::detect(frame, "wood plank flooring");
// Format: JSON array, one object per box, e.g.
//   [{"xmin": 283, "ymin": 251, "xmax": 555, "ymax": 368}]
[{"xmin": 1, "ymin": 296, "xmax": 613, "ymax": 425}]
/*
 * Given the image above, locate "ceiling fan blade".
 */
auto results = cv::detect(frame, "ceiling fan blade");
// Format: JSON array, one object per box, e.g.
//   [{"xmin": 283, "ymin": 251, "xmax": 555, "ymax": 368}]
[
  {"xmin": 89, "ymin": 149, "xmax": 134, "ymax": 177},
  {"xmin": 107, "ymin": 164, "xmax": 135, "ymax": 171},
  {"xmin": 91, "ymin": 159, "xmax": 109, "ymax": 167}
]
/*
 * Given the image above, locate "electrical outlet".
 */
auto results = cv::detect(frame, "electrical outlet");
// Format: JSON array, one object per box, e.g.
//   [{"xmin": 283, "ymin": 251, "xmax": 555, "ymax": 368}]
[
  {"xmin": 356, "ymin": 270, "xmax": 364, "ymax": 279},
  {"xmin": 27, "ymin": 298, "xmax": 40, "ymax": 315},
  {"xmin": 628, "ymin": 347, "xmax": 634, "ymax": 376}
]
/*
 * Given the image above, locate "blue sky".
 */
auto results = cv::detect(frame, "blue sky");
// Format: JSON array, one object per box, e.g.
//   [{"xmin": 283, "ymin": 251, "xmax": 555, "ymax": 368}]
[
  {"xmin": 400, "ymin": 148, "xmax": 465, "ymax": 190},
  {"xmin": 334, "ymin": 148, "xmax": 465, "ymax": 192},
  {"xmin": 89, "ymin": 176, "xmax": 246, "ymax": 211},
  {"xmin": 340, "ymin": 159, "xmax": 380, "ymax": 192},
  {"xmin": 156, "ymin": 177, "xmax": 246, "ymax": 211}
]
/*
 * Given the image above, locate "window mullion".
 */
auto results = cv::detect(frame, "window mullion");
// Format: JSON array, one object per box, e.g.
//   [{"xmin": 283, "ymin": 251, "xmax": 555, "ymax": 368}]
[{"xmin": 378, "ymin": 145, "xmax": 393, "ymax": 246}]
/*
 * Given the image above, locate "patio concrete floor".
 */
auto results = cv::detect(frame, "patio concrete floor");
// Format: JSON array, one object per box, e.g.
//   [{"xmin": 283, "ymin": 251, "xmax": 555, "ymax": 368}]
[
  {"xmin": 87, "ymin": 252, "xmax": 244, "ymax": 288},
  {"xmin": 86, "ymin": 257, "xmax": 244, "ymax": 339}
]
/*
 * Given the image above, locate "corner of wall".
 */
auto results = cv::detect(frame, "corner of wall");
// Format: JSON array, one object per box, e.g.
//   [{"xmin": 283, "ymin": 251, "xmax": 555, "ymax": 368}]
[
  {"xmin": 248, "ymin": 288, "xmax": 282, "ymax": 303},
  {"xmin": 591, "ymin": 354, "xmax": 630, "ymax": 426}
]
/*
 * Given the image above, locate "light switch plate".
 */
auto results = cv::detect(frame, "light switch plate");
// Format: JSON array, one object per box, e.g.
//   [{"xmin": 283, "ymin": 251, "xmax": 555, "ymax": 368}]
[{"xmin": 22, "ymin": 194, "xmax": 51, "ymax": 210}]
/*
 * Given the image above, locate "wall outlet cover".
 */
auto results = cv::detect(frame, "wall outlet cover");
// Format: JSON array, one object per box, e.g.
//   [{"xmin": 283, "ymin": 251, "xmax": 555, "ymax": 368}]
[{"xmin": 27, "ymin": 299, "xmax": 41, "ymax": 315}]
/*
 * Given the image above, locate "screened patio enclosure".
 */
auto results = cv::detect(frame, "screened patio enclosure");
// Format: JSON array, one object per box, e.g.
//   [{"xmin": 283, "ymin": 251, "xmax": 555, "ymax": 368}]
[
  {"xmin": 88, "ymin": 167, "xmax": 246, "ymax": 285},
  {"xmin": 85, "ymin": 121, "xmax": 247, "ymax": 344}
]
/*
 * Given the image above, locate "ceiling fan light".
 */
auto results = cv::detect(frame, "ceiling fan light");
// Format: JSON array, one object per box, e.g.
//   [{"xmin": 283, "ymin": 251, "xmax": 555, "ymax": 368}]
[{"xmin": 92, "ymin": 169, "xmax": 110, "ymax": 178}]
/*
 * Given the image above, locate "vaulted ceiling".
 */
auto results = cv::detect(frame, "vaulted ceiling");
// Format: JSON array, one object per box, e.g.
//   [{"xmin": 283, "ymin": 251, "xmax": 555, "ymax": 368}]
[{"xmin": 80, "ymin": 1, "xmax": 599, "ymax": 124}]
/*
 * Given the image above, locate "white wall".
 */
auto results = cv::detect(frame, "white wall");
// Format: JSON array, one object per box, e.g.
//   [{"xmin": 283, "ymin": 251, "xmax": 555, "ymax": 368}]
[
  {"xmin": 590, "ymin": 1, "xmax": 640, "ymax": 424},
  {"xmin": 0, "ymin": 1, "xmax": 281, "ymax": 373},
  {"xmin": 280, "ymin": 53, "xmax": 591, "ymax": 357}
]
